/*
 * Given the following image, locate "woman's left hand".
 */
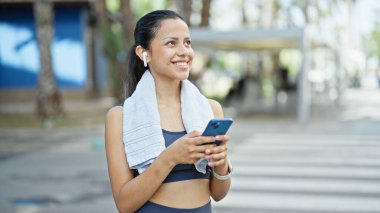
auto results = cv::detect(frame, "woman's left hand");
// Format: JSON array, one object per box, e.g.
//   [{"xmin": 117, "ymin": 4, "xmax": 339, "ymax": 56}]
[{"xmin": 204, "ymin": 134, "xmax": 229, "ymax": 168}]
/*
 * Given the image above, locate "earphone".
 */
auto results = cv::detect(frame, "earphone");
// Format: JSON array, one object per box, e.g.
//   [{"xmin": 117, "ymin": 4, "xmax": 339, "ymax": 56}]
[{"xmin": 142, "ymin": 52, "xmax": 148, "ymax": 67}]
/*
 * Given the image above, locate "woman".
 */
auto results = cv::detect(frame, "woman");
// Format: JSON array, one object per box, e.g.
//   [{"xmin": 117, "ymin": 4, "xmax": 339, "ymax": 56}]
[{"xmin": 105, "ymin": 10, "xmax": 232, "ymax": 213}]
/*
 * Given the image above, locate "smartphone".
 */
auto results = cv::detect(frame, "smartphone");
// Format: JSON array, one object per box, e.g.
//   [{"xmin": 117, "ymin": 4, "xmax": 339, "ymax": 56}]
[{"xmin": 202, "ymin": 118, "xmax": 233, "ymax": 145}]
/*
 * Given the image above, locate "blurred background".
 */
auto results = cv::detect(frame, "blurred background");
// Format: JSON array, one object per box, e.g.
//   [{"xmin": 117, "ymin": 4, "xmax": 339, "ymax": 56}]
[{"xmin": 0, "ymin": 0, "xmax": 379, "ymax": 212}]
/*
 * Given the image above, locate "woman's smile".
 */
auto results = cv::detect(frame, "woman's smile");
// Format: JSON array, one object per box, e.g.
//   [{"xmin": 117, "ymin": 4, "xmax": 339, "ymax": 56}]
[{"xmin": 172, "ymin": 60, "xmax": 190, "ymax": 70}]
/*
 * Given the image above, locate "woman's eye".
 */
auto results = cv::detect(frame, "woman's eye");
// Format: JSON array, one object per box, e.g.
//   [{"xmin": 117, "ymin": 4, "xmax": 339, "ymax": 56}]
[
  {"xmin": 185, "ymin": 40, "xmax": 191, "ymax": 46},
  {"xmin": 167, "ymin": 41, "xmax": 175, "ymax": 46}
]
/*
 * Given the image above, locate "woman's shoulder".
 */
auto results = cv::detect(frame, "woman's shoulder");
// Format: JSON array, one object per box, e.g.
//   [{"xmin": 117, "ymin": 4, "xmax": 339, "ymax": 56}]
[
  {"xmin": 106, "ymin": 105, "xmax": 123, "ymax": 124},
  {"xmin": 207, "ymin": 99, "xmax": 224, "ymax": 118}
]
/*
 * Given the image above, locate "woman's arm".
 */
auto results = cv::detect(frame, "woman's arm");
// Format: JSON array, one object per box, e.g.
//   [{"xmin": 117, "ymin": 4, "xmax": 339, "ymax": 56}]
[
  {"xmin": 105, "ymin": 106, "xmax": 175, "ymax": 212},
  {"xmin": 105, "ymin": 106, "xmax": 216, "ymax": 212},
  {"xmin": 207, "ymin": 99, "xmax": 232, "ymax": 201}
]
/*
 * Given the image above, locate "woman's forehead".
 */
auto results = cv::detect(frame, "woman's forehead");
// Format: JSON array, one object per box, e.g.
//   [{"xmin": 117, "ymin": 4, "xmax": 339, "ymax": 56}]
[{"xmin": 155, "ymin": 18, "xmax": 190, "ymax": 39}]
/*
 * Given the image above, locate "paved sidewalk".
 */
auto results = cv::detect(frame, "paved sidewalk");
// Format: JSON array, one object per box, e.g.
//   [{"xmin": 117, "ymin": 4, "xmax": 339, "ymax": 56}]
[{"xmin": 0, "ymin": 88, "xmax": 379, "ymax": 213}]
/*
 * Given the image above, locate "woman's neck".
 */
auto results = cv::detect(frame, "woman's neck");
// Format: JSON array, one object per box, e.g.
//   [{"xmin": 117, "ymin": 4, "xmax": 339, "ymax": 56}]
[{"xmin": 155, "ymin": 77, "xmax": 181, "ymax": 107}]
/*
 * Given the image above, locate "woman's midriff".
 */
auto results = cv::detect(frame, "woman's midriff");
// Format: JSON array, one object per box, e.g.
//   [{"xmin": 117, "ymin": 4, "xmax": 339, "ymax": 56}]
[{"xmin": 149, "ymin": 179, "xmax": 210, "ymax": 208}]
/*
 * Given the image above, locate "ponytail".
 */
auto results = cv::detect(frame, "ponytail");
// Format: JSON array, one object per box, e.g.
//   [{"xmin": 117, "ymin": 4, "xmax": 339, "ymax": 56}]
[{"xmin": 124, "ymin": 44, "xmax": 145, "ymax": 98}]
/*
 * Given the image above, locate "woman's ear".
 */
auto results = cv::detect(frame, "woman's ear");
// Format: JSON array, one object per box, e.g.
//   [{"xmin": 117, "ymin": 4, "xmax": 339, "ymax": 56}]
[{"xmin": 135, "ymin": 45, "xmax": 149, "ymax": 66}]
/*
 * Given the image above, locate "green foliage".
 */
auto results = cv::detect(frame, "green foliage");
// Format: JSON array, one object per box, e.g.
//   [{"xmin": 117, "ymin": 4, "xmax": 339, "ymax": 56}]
[
  {"xmin": 279, "ymin": 49, "xmax": 301, "ymax": 76},
  {"xmin": 101, "ymin": 22, "xmax": 124, "ymax": 61},
  {"xmin": 105, "ymin": 0, "xmax": 167, "ymax": 19},
  {"xmin": 214, "ymin": 51, "xmax": 243, "ymax": 75},
  {"xmin": 106, "ymin": 0, "xmax": 120, "ymax": 12},
  {"xmin": 131, "ymin": 0, "xmax": 167, "ymax": 19},
  {"xmin": 99, "ymin": 19, "xmax": 124, "ymax": 100},
  {"xmin": 262, "ymin": 76, "xmax": 275, "ymax": 97},
  {"xmin": 365, "ymin": 22, "xmax": 380, "ymax": 57}
]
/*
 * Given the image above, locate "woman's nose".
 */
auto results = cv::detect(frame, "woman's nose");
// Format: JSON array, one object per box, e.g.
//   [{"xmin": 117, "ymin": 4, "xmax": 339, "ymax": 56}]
[{"xmin": 176, "ymin": 44, "xmax": 190, "ymax": 56}]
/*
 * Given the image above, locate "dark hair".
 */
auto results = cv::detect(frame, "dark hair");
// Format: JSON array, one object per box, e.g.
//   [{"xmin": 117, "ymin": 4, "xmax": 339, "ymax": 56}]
[{"xmin": 124, "ymin": 10, "xmax": 184, "ymax": 98}]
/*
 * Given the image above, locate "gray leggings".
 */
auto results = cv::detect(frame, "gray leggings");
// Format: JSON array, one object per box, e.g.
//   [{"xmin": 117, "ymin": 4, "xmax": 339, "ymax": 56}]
[{"xmin": 136, "ymin": 200, "xmax": 212, "ymax": 213}]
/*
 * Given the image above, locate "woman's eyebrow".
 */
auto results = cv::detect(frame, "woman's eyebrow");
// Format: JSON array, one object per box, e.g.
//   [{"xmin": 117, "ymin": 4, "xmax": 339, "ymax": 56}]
[
  {"xmin": 163, "ymin": 37, "xmax": 178, "ymax": 40},
  {"xmin": 162, "ymin": 36, "xmax": 191, "ymax": 40}
]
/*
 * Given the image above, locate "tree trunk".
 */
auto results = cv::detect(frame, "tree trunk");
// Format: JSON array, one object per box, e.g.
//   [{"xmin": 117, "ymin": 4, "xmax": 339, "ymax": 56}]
[
  {"xmin": 241, "ymin": 0, "xmax": 248, "ymax": 27},
  {"xmin": 120, "ymin": 0, "xmax": 134, "ymax": 53},
  {"xmin": 200, "ymin": 0, "xmax": 211, "ymax": 27},
  {"xmin": 95, "ymin": 0, "xmax": 123, "ymax": 100},
  {"xmin": 260, "ymin": 0, "xmax": 275, "ymax": 28},
  {"xmin": 87, "ymin": 2, "xmax": 100, "ymax": 98},
  {"xmin": 175, "ymin": 0, "xmax": 192, "ymax": 26},
  {"xmin": 96, "ymin": 0, "xmax": 109, "ymax": 25},
  {"xmin": 34, "ymin": 0, "xmax": 62, "ymax": 119},
  {"xmin": 120, "ymin": 0, "xmax": 135, "ymax": 99},
  {"xmin": 301, "ymin": 0, "xmax": 309, "ymax": 24}
]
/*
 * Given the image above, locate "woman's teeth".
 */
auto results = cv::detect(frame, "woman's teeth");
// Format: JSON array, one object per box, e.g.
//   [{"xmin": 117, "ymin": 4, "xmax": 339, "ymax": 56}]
[{"xmin": 175, "ymin": 62, "xmax": 187, "ymax": 66}]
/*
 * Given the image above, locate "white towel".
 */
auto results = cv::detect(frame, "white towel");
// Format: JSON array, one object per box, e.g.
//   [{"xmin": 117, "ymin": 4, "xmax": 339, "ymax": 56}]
[{"xmin": 123, "ymin": 70, "xmax": 214, "ymax": 174}]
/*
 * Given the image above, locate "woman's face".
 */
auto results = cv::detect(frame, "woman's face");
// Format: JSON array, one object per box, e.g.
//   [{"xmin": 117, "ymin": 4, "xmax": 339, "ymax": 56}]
[{"xmin": 148, "ymin": 18, "xmax": 194, "ymax": 81}]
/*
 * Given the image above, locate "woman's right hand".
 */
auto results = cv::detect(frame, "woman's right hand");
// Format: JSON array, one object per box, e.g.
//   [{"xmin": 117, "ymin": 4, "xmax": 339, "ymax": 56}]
[{"xmin": 166, "ymin": 131, "xmax": 217, "ymax": 165}]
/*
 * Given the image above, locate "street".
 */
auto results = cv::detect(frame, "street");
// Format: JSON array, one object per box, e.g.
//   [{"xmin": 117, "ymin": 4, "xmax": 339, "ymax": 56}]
[
  {"xmin": 213, "ymin": 132, "xmax": 380, "ymax": 213},
  {"xmin": 0, "ymin": 88, "xmax": 379, "ymax": 213}
]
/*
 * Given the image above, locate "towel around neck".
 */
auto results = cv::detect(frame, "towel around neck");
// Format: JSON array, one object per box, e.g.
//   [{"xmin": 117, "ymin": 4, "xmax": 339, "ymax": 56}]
[{"xmin": 123, "ymin": 70, "xmax": 214, "ymax": 173}]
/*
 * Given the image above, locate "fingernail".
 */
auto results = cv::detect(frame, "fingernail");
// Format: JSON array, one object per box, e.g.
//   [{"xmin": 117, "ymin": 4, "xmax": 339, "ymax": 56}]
[{"xmin": 215, "ymin": 136, "xmax": 221, "ymax": 140}]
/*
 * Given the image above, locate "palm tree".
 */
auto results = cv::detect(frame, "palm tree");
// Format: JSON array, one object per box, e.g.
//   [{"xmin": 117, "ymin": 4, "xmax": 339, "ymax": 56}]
[
  {"xmin": 175, "ymin": 0, "xmax": 192, "ymax": 26},
  {"xmin": 120, "ymin": 0, "xmax": 135, "ymax": 98},
  {"xmin": 34, "ymin": 0, "xmax": 62, "ymax": 120},
  {"xmin": 200, "ymin": 0, "xmax": 211, "ymax": 27},
  {"xmin": 120, "ymin": 0, "xmax": 134, "ymax": 55},
  {"xmin": 95, "ymin": 0, "xmax": 124, "ymax": 100}
]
